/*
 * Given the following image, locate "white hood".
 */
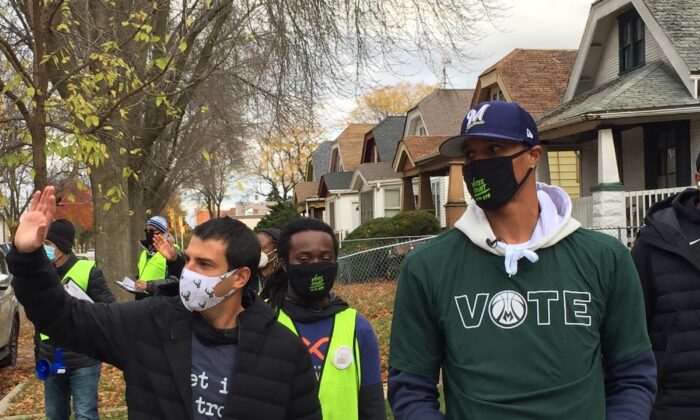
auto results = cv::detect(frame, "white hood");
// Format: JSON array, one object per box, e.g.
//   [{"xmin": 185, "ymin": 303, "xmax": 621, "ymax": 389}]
[{"xmin": 454, "ymin": 183, "xmax": 580, "ymax": 275}]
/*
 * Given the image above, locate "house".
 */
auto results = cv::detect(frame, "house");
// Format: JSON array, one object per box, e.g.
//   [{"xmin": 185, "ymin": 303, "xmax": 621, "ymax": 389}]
[
  {"xmin": 195, "ymin": 202, "xmax": 272, "ymax": 230},
  {"xmin": 394, "ymin": 89, "xmax": 474, "ymax": 227},
  {"xmin": 537, "ymin": 0, "xmax": 700, "ymax": 238},
  {"xmin": 471, "ymin": 48, "xmax": 581, "ymax": 198},
  {"xmin": 318, "ymin": 123, "xmax": 375, "ymax": 237},
  {"xmin": 294, "ymin": 141, "xmax": 333, "ymax": 219},
  {"xmin": 348, "ymin": 116, "xmax": 406, "ymax": 224}
]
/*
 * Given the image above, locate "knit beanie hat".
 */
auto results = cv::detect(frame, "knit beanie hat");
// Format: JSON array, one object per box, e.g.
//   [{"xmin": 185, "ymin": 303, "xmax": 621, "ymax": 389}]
[
  {"xmin": 46, "ymin": 219, "xmax": 75, "ymax": 254},
  {"xmin": 146, "ymin": 216, "xmax": 168, "ymax": 233}
]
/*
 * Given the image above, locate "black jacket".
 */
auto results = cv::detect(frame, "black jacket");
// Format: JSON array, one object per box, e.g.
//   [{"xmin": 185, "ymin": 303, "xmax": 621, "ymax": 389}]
[
  {"xmin": 632, "ymin": 188, "xmax": 700, "ymax": 419},
  {"xmin": 10, "ymin": 247, "xmax": 321, "ymax": 420},
  {"xmin": 34, "ymin": 253, "xmax": 116, "ymax": 369}
]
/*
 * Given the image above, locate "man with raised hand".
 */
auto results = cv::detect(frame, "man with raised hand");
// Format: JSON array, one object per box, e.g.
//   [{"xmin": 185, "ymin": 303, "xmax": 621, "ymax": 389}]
[{"xmin": 8, "ymin": 186, "xmax": 321, "ymax": 420}]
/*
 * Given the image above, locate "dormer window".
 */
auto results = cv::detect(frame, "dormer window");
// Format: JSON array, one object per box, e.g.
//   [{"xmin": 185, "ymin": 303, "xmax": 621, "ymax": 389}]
[{"xmin": 619, "ymin": 9, "xmax": 645, "ymax": 73}]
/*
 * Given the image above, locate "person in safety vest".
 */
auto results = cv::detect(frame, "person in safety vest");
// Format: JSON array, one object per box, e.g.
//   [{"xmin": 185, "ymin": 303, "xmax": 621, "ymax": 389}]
[
  {"xmin": 262, "ymin": 217, "xmax": 386, "ymax": 420},
  {"xmin": 134, "ymin": 215, "xmax": 184, "ymax": 299},
  {"xmin": 10, "ymin": 188, "xmax": 322, "ymax": 420},
  {"xmin": 36, "ymin": 219, "xmax": 115, "ymax": 420},
  {"xmin": 387, "ymin": 101, "xmax": 656, "ymax": 420}
]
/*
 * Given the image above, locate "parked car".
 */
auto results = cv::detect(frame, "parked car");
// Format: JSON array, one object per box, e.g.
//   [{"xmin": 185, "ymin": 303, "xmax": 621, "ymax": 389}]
[{"xmin": 0, "ymin": 245, "xmax": 19, "ymax": 367}]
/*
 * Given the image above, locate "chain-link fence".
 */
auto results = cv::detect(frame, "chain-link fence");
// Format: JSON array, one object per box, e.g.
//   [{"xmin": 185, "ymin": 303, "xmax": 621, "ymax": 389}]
[{"xmin": 337, "ymin": 236, "xmax": 436, "ymax": 284}]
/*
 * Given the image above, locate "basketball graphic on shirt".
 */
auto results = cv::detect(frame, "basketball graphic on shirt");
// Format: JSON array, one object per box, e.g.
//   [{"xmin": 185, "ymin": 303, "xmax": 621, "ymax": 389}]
[{"xmin": 488, "ymin": 290, "xmax": 527, "ymax": 329}]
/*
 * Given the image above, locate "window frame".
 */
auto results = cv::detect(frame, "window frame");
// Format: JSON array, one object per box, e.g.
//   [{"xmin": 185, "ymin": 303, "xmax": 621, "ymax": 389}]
[{"xmin": 618, "ymin": 9, "xmax": 645, "ymax": 74}]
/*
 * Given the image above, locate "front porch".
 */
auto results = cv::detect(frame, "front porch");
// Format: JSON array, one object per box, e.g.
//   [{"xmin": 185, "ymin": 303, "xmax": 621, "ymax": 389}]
[{"xmin": 540, "ymin": 113, "xmax": 700, "ymax": 242}]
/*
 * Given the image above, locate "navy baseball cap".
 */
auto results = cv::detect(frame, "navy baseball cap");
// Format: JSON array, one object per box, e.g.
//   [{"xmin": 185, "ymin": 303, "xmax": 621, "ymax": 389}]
[{"xmin": 440, "ymin": 101, "xmax": 539, "ymax": 158}]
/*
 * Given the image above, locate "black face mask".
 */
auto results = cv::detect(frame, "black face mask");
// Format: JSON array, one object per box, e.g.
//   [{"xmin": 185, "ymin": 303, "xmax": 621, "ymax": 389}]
[
  {"xmin": 287, "ymin": 262, "xmax": 338, "ymax": 300},
  {"xmin": 144, "ymin": 230, "xmax": 155, "ymax": 248},
  {"xmin": 462, "ymin": 148, "xmax": 534, "ymax": 211}
]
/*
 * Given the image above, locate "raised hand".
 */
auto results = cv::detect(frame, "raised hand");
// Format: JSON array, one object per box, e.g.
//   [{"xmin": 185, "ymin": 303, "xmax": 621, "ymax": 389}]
[
  {"xmin": 14, "ymin": 186, "xmax": 56, "ymax": 253},
  {"xmin": 153, "ymin": 232, "xmax": 177, "ymax": 262}
]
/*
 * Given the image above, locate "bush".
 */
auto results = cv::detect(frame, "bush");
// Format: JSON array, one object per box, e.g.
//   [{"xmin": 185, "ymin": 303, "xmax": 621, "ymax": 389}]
[
  {"xmin": 255, "ymin": 200, "xmax": 299, "ymax": 230},
  {"xmin": 345, "ymin": 210, "xmax": 440, "ymax": 240}
]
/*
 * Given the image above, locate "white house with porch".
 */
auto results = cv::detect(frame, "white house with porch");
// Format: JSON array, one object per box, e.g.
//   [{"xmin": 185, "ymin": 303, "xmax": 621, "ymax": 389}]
[{"xmin": 537, "ymin": 0, "xmax": 700, "ymax": 242}]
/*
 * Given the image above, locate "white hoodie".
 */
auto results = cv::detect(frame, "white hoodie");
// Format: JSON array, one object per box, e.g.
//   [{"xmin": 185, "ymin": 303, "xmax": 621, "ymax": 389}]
[{"xmin": 454, "ymin": 183, "xmax": 580, "ymax": 276}]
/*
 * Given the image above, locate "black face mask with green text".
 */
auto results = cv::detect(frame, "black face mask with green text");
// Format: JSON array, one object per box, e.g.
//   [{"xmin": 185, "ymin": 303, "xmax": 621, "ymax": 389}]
[
  {"xmin": 287, "ymin": 262, "xmax": 338, "ymax": 300},
  {"xmin": 462, "ymin": 148, "xmax": 533, "ymax": 211}
]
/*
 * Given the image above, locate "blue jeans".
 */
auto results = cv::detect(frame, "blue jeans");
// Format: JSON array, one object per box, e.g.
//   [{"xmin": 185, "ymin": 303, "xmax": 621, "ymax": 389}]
[{"xmin": 44, "ymin": 362, "xmax": 101, "ymax": 420}]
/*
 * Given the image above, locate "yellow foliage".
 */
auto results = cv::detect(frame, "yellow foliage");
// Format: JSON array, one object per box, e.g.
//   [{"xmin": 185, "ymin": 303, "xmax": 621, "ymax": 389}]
[{"xmin": 350, "ymin": 82, "xmax": 435, "ymax": 123}]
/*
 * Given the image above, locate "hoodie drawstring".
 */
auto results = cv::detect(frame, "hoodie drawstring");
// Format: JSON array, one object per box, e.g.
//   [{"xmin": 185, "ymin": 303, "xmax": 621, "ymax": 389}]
[{"xmin": 496, "ymin": 242, "xmax": 540, "ymax": 276}]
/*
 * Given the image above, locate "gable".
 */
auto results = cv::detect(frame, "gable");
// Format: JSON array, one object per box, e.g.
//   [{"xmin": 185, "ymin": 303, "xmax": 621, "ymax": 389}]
[
  {"xmin": 473, "ymin": 49, "xmax": 577, "ymax": 117},
  {"xmin": 566, "ymin": 0, "xmax": 694, "ymax": 101}
]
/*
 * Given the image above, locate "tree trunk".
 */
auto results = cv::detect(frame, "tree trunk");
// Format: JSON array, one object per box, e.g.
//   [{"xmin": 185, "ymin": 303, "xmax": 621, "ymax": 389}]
[{"xmin": 90, "ymin": 156, "xmax": 134, "ymax": 302}]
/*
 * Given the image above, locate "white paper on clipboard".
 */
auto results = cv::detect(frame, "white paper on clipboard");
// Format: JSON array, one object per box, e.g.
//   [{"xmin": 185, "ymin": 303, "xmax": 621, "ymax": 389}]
[{"xmin": 64, "ymin": 280, "xmax": 94, "ymax": 303}]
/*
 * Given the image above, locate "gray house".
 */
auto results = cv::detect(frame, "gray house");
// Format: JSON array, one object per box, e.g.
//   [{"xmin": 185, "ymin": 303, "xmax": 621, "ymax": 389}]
[{"xmin": 538, "ymin": 0, "xmax": 700, "ymax": 240}]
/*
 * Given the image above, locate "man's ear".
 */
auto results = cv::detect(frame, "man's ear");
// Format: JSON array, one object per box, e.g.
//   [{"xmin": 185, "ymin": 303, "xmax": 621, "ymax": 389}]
[
  {"xmin": 279, "ymin": 258, "xmax": 287, "ymax": 272},
  {"xmin": 231, "ymin": 267, "xmax": 251, "ymax": 289},
  {"xmin": 529, "ymin": 146, "xmax": 542, "ymax": 168}
]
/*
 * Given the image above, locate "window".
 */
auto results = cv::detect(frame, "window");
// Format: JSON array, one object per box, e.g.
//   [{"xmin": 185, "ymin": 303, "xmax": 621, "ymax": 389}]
[
  {"xmin": 618, "ymin": 10, "xmax": 645, "ymax": 73},
  {"xmin": 418, "ymin": 125, "xmax": 427, "ymax": 136},
  {"xmin": 643, "ymin": 121, "xmax": 690, "ymax": 189},
  {"xmin": 384, "ymin": 188, "xmax": 401, "ymax": 217},
  {"xmin": 328, "ymin": 201, "xmax": 336, "ymax": 229},
  {"xmin": 360, "ymin": 190, "xmax": 374, "ymax": 224},
  {"xmin": 489, "ymin": 88, "xmax": 503, "ymax": 102},
  {"xmin": 330, "ymin": 148, "xmax": 342, "ymax": 172},
  {"xmin": 431, "ymin": 180, "xmax": 441, "ymax": 218}
]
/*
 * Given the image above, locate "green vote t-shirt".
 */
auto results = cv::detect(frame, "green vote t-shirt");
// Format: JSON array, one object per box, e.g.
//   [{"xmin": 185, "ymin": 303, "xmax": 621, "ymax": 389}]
[{"xmin": 389, "ymin": 228, "xmax": 651, "ymax": 420}]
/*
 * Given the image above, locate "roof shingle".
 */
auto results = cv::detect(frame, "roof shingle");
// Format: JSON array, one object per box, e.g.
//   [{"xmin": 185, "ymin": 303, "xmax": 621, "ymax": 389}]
[
  {"xmin": 293, "ymin": 182, "xmax": 320, "ymax": 206},
  {"xmin": 477, "ymin": 49, "xmax": 577, "ymax": 116},
  {"xmin": 311, "ymin": 142, "xmax": 333, "ymax": 181},
  {"xmin": 538, "ymin": 61, "xmax": 700, "ymax": 129},
  {"xmin": 415, "ymin": 90, "xmax": 474, "ymax": 135},
  {"xmin": 403, "ymin": 136, "xmax": 451, "ymax": 162},
  {"xmin": 643, "ymin": 0, "xmax": 700, "ymax": 73},
  {"xmin": 335, "ymin": 124, "xmax": 375, "ymax": 172},
  {"xmin": 369, "ymin": 116, "xmax": 405, "ymax": 163}
]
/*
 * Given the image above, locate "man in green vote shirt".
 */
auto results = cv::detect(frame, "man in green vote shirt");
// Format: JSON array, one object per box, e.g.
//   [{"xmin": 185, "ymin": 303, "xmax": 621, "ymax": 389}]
[{"xmin": 387, "ymin": 101, "xmax": 656, "ymax": 420}]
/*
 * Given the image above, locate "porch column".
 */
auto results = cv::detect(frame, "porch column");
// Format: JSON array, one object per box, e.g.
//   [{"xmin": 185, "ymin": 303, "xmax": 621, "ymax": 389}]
[
  {"xmin": 401, "ymin": 177, "xmax": 415, "ymax": 211},
  {"xmin": 418, "ymin": 174, "xmax": 435, "ymax": 211},
  {"xmin": 445, "ymin": 160, "xmax": 467, "ymax": 228},
  {"xmin": 591, "ymin": 128, "xmax": 626, "ymax": 235},
  {"xmin": 537, "ymin": 145, "xmax": 551, "ymax": 184}
]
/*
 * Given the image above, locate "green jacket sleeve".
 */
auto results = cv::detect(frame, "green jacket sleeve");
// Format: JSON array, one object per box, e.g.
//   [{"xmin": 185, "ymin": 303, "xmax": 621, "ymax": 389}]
[{"xmin": 600, "ymin": 247, "xmax": 652, "ymax": 365}]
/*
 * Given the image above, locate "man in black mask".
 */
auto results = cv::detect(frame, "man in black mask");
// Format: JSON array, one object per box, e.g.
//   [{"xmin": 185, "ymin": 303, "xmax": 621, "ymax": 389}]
[
  {"xmin": 631, "ymin": 151, "xmax": 700, "ymax": 419},
  {"xmin": 261, "ymin": 218, "xmax": 386, "ymax": 420},
  {"xmin": 133, "ymin": 216, "xmax": 184, "ymax": 299},
  {"xmin": 388, "ymin": 101, "xmax": 656, "ymax": 420}
]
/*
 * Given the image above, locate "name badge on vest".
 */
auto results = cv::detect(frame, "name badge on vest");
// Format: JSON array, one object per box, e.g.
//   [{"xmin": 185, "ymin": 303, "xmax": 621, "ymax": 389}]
[{"xmin": 332, "ymin": 345, "xmax": 353, "ymax": 370}]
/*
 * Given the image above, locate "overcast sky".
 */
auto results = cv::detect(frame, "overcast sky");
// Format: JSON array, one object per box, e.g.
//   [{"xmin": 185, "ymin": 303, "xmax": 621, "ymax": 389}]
[
  {"xmin": 321, "ymin": 0, "xmax": 593, "ymax": 131},
  {"xmin": 211, "ymin": 0, "xmax": 594, "ymax": 215}
]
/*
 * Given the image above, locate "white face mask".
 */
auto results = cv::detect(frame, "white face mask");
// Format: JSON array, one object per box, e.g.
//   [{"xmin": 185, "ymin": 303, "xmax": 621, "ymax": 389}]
[
  {"xmin": 258, "ymin": 250, "xmax": 278, "ymax": 269},
  {"xmin": 179, "ymin": 268, "xmax": 237, "ymax": 312}
]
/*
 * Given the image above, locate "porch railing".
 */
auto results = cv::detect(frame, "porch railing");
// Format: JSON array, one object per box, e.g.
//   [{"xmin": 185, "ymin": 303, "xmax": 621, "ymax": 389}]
[
  {"xmin": 625, "ymin": 186, "xmax": 687, "ymax": 227},
  {"xmin": 572, "ymin": 186, "xmax": 689, "ymax": 229}
]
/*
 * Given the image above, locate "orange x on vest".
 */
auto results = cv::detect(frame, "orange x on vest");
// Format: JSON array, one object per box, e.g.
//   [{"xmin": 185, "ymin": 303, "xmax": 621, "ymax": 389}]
[{"xmin": 302, "ymin": 337, "xmax": 329, "ymax": 360}]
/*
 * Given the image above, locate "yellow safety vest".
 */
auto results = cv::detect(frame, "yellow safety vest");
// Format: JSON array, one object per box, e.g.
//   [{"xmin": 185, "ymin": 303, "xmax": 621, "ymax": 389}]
[
  {"xmin": 40, "ymin": 260, "xmax": 95, "ymax": 341},
  {"xmin": 277, "ymin": 308, "xmax": 361, "ymax": 420}
]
